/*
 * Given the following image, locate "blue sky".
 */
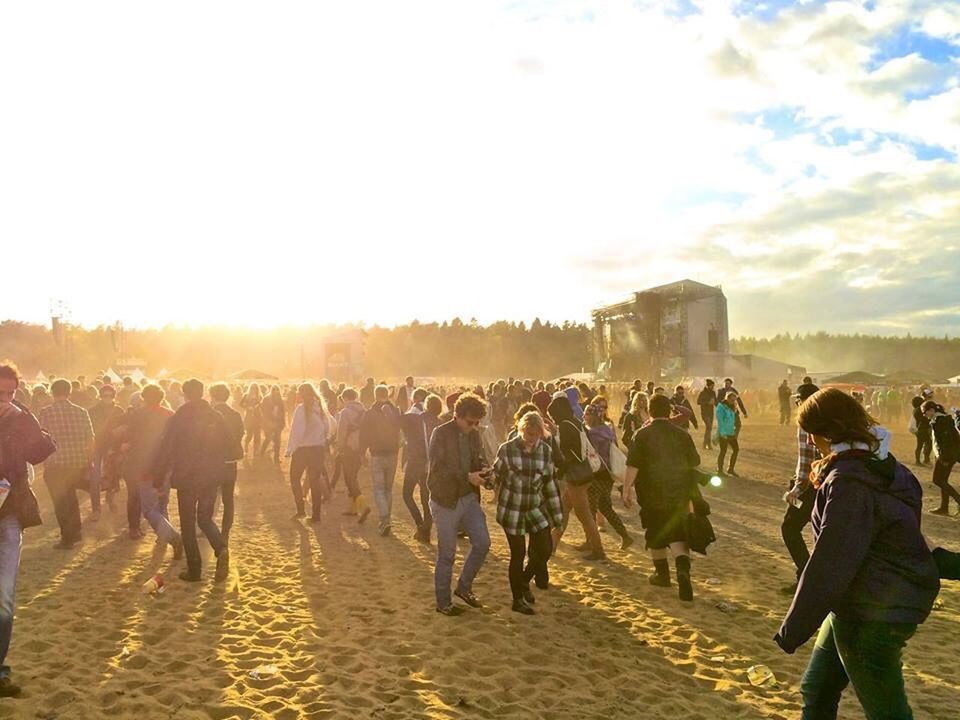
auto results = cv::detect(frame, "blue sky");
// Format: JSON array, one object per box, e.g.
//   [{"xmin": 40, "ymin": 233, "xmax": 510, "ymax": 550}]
[{"xmin": 0, "ymin": 0, "xmax": 958, "ymax": 337}]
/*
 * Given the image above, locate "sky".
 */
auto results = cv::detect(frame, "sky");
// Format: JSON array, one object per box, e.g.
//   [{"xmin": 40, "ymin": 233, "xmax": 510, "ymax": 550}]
[{"xmin": 1, "ymin": 0, "xmax": 958, "ymax": 337}]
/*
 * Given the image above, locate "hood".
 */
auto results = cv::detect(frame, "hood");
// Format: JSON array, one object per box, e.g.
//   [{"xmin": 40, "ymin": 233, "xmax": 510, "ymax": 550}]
[
  {"xmin": 831, "ymin": 453, "xmax": 923, "ymax": 512},
  {"xmin": 547, "ymin": 395, "xmax": 575, "ymax": 424},
  {"xmin": 564, "ymin": 388, "xmax": 584, "ymax": 420}
]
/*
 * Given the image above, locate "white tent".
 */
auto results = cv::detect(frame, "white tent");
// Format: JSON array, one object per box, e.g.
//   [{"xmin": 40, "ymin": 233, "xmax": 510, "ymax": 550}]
[
  {"xmin": 34, "ymin": 370, "xmax": 47, "ymax": 383},
  {"xmin": 129, "ymin": 368, "xmax": 148, "ymax": 384},
  {"xmin": 103, "ymin": 368, "xmax": 122, "ymax": 384},
  {"xmin": 949, "ymin": 374, "xmax": 960, "ymax": 384}
]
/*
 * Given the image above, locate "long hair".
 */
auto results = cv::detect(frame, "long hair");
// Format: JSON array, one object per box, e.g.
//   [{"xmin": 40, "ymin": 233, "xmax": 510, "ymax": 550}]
[
  {"xmin": 797, "ymin": 388, "xmax": 879, "ymax": 452},
  {"xmin": 298, "ymin": 382, "xmax": 328, "ymax": 427}
]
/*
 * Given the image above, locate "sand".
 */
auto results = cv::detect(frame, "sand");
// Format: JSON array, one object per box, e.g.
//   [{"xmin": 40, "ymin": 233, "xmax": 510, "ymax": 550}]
[{"xmin": 4, "ymin": 423, "xmax": 959, "ymax": 719}]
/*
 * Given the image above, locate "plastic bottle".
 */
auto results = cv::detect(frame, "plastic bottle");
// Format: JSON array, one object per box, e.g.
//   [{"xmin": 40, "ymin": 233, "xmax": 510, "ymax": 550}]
[
  {"xmin": 142, "ymin": 574, "xmax": 164, "ymax": 594},
  {"xmin": 782, "ymin": 490, "xmax": 802, "ymax": 509},
  {"xmin": 747, "ymin": 664, "xmax": 778, "ymax": 688}
]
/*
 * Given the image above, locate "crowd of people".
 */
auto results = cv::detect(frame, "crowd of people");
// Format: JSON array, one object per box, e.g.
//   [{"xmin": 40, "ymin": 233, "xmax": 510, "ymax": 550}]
[{"xmin": 2, "ymin": 360, "xmax": 960, "ymax": 717}]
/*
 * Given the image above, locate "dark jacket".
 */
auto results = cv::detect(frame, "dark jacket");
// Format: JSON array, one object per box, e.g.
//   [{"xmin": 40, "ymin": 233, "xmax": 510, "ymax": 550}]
[
  {"xmin": 213, "ymin": 402, "xmax": 246, "ymax": 462},
  {"xmin": 427, "ymin": 419, "xmax": 486, "ymax": 509},
  {"xmin": 670, "ymin": 394, "xmax": 698, "ymax": 430},
  {"xmin": 401, "ymin": 412, "xmax": 435, "ymax": 468},
  {"xmin": 627, "ymin": 418, "xmax": 701, "ymax": 513},
  {"xmin": 912, "ymin": 396, "xmax": 931, "ymax": 435},
  {"xmin": 930, "ymin": 410, "xmax": 960, "ymax": 464},
  {"xmin": 696, "ymin": 388, "xmax": 716, "ymax": 415},
  {"xmin": 775, "ymin": 453, "xmax": 939, "ymax": 654},
  {"xmin": 0, "ymin": 401, "xmax": 56, "ymax": 529},
  {"xmin": 153, "ymin": 399, "xmax": 232, "ymax": 489},
  {"xmin": 359, "ymin": 400, "xmax": 401, "ymax": 457}
]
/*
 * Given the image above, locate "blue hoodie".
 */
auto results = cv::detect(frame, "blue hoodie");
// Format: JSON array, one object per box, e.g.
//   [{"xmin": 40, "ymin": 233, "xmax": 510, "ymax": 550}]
[{"xmin": 775, "ymin": 452, "xmax": 939, "ymax": 653}]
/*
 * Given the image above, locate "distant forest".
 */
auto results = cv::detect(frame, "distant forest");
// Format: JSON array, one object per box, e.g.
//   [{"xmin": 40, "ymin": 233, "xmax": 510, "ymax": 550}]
[{"xmin": 2, "ymin": 320, "xmax": 959, "ymax": 381}]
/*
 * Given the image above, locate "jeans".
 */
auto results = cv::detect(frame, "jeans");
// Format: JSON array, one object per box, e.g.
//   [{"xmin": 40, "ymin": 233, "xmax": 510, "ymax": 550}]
[
  {"xmin": 139, "ymin": 483, "xmax": 178, "ymax": 544},
  {"xmin": 430, "ymin": 493, "xmax": 490, "ymax": 608},
  {"xmin": 370, "ymin": 453, "xmax": 398, "ymax": 526},
  {"xmin": 800, "ymin": 613, "xmax": 916, "ymax": 720},
  {"xmin": 43, "ymin": 465, "xmax": 84, "ymax": 543},
  {"xmin": 402, "ymin": 460, "xmax": 431, "ymax": 531},
  {"xmin": 718, "ymin": 436, "xmax": 739, "ymax": 472},
  {"xmin": 504, "ymin": 528, "xmax": 552, "ymax": 600},
  {"xmin": 290, "ymin": 446, "xmax": 327, "ymax": 519},
  {"xmin": 177, "ymin": 481, "xmax": 225, "ymax": 577},
  {"xmin": 0, "ymin": 515, "xmax": 22, "ymax": 678},
  {"xmin": 221, "ymin": 463, "xmax": 237, "ymax": 538},
  {"xmin": 781, "ymin": 489, "xmax": 815, "ymax": 577}
]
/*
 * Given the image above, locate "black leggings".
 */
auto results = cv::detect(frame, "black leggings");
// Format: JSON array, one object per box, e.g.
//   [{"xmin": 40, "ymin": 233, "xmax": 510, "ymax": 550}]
[
  {"xmin": 290, "ymin": 445, "xmax": 327, "ymax": 518},
  {"xmin": 718, "ymin": 436, "xmax": 739, "ymax": 472},
  {"xmin": 915, "ymin": 430, "xmax": 932, "ymax": 464},
  {"xmin": 588, "ymin": 470, "xmax": 629, "ymax": 538},
  {"xmin": 260, "ymin": 428, "xmax": 282, "ymax": 462},
  {"xmin": 402, "ymin": 463, "xmax": 431, "ymax": 530},
  {"xmin": 932, "ymin": 460, "xmax": 959, "ymax": 511},
  {"xmin": 504, "ymin": 528, "xmax": 553, "ymax": 599}
]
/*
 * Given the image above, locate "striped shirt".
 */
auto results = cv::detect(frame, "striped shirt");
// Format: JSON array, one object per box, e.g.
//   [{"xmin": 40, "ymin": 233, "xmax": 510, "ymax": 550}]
[{"xmin": 38, "ymin": 400, "xmax": 94, "ymax": 468}]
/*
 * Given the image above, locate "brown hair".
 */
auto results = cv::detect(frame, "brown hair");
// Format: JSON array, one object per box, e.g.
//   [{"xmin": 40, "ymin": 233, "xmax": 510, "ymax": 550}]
[
  {"xmin": 513, "ymin": 402, "xmax": 538, "ymax": 427},
  {"xmin": 454, "ymin": 392, "xmax": 487, "ymax": 419},
  {"xmin": 797, "ymin": 388, "xmax": 879, "ymax": 451},
  {"xmin": 0, "ymin": 361, "xmax": 22, "ymax": 387}
]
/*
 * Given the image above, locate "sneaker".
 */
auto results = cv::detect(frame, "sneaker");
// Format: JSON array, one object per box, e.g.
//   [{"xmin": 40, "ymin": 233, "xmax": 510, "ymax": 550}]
[
  {"xmin": 293, "ymin": 510, "xmax": 306, "ymax": 520},
  {"xmin": 436, "ymin": 604, "xmax": 466, "ymax": 617},
  {"xmin": 309, "ymin": 516, "xmax": 322, "ymax": 525},
  {"xmin": 179, "ymin": 570, "xmax": 202, "ymax": 582},
  {"xmin": 522, "ymin": 587, "xmax": 536, "ymax": 605},
  {"xmin": 585, "ymin": 551, "xmax": 607, "ymax": 562},
  {"xmin": 215, "ymin": 548, "xmax": 230, "ymax": 582},
  {"xmin": 726, "ymin": 469, "xmax": 740, "ymax": 478},
  {"xmin": 0, "ymin": 676, "xmax": 22, "ymax": 697},
  {"xmin": 454, "ymin": 588, "xmax": 483, "ymax": 608},
  {"xmin": 53, "ymin": 539, "xmax": 78, "ymax": 550},
  {"xmin": 573, "ymin": 542, "xmax": 591, "ymax": 552},
  {"xmin": 931, "ymin": 507, "xmax": 951, "ymax": 516},
  {"xmin": 620, "ymin": 534, "xmax": 635, "ymax": 551},
  {"xmin": 649, "ymin": 572, "xmax": 672, "ymax": 588},
  {"xmin": 129, "ymin": 529, "xmax": 144, "ymax": 540},
  {"xmin": 512, "ymin": 599, "xmax": 535, "ymax": 615},
  {"xmin": 379, "ymin": 524, "xmax": 391, "ymax": 537},
  {"xmin": 358, "ymin": 507, "xmax": 371, "ymax": 524}
]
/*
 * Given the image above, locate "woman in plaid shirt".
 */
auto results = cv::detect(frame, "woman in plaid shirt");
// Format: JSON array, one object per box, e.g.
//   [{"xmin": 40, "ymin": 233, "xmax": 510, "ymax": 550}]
[{"xmin": 493, "ymin": 411, "xmax": 563, "ymax": 615}]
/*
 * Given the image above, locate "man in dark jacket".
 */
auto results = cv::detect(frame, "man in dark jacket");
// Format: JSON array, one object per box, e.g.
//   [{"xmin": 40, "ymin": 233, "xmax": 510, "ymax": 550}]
[
  {"xmin": 778, "ymin": 380, "xmax": 792, "ymax": 425},
  {"xmin": 0, "ymin": 361, "xmax": 57, "ymax": 697},
  {"xmin": 153, "ymin": 379, "xmax": 231, "ymax": 583},
  {"xmin": 427, "ymin": 393, "xmax": 491, "ymax": 616},
  {"xmin": 912, "ymin": 388, "xmax": 934, "ymax": 465},
  {"xmin": 400, "ymin": 394, "xmax": 432, "ymax": 544},
  {"xmin": 923, "ymin": 399, "xmax": 960, "ymax": 515},
  {"xmin": 669, "ymin": 385, "xmax": 698, "ymax": 432},
  {"xmin": 359, "ymin": 385, "xmax": 401, "ymax": 536},
  {"xmin": 623, "ymin": 394, "xmax": 702, "ymax": 602},
  {"xmin": 696, "ymin": 380, "xmax": 716, "ymax": 450},
  {"xmin": 210, "ymin": 383, "xmax": 245, "ymax": 542}
]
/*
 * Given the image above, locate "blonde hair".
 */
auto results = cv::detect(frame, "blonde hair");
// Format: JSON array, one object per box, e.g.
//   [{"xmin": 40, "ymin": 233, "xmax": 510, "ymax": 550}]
[
  {"xmin": 630, "ymin": 391, "xmax": 649, "ymax": 415},
  {"xmin": 517, "ymin": 410, "xmax": 545, "ymax": 437}
]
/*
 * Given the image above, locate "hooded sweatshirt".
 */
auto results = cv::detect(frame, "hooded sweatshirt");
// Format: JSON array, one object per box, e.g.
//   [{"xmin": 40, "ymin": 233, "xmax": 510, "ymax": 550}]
[{"xmin": 775, "ymin": 449, "xmax": 939, "ymax": 654}]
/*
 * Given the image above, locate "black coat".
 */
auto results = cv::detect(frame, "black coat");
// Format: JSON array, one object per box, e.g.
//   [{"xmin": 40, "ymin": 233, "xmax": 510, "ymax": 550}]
[
  {"xmin": 153, "ymin": 400, "xmax": 232, "ymax": 488},
  {"xmin": 627, "ymin": 419, "xmax": 701, "ymax": 513}
]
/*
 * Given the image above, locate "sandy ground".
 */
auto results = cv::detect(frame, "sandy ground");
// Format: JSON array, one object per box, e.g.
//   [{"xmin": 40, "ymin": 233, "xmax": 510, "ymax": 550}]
[{"xmin": 2, "ymin": 422, "xmax": 959, "ymax": 719}]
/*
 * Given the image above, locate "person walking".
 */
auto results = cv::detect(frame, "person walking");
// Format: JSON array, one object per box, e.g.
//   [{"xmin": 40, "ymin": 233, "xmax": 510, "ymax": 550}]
[
  {"xmin": 923, "ymin": 399, "xmax": 960, "ymax": 516},
  {"xmin": 778, "ymin": 380, "xmax": 792, "ymax": 425},
  {"xmin": 696, "ymin": 380, "xmax": 717, "ymax": 450},
  {"xmin": 37, "ymin": 379, "xmax": 94, "ymax": 549},
  {"xmin": 241, "ymin": 384, "xmax": 263, "ymax": 458},
  {"xmin": 623, "ymin": 394, "xmax": 702, "ymax": 601},
  {"xmin": 286, "ymin": 383, "xmax": 334, "ymax": 524},
  {"xmin": 583, "ymin": 404, "xmax": 634, "ymax": 551},
  {"xmin": 400, "ymin": 392, "xmax": 434, "ymax": 543},
  {"xmin": 153, "ymin": 379, "xmax": 231, "ymax": 583},
  {"xmin": 210, "ymin": 383, "xmax": 245, "ymax": 541},
  {"xmin": 670, "ymin": 386, "xmax": 698, "ymax": 432},
  {"xmin": 780, "ymin": 382, "xmax": 821, "ymax": 594},
  {"xmin": 119, "ymin": 384, "xmax": 183, "ymax": 557},
  {"xmin": 775, "ymin": 388, "xmax": 939, "ymax": 720},
  {"xmin": 493, "ymin": 411, "xmax": 563, "ymax": 615},
  {"xmin": 716, "ymin": 393, "xmax": 740, "ymax": 477},
  {"xmin": 0, "ymin": 361, "xmax": 57, "ymax": 697},
  {"xmin": 259, "ymin": 385, "xmax": 286, "ymax": 465},
  {"xmin": 621, "ymin": 392, "xmax": 650, "ymax": 447},
  {"xmin": 335, "ymin": 388, "xmax": 371, "ymax": 523},
  {"xmin": 427, "ymin": 393, "xmax": 492, "ymax": 616},
  {"xmin": 359, "ymin": 385, "xmax": 401, "ymax": 537},
  {"xmin": 912, "ymin": 389, "xmax": 934, "ymax": 466}
]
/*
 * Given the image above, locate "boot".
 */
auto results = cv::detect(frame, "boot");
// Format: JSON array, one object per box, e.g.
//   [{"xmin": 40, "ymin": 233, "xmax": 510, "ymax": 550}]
[
  {"xmin": 676, "ymin": 555, "xmax": 693, "ymax": 602},
  {"xmin": 649, "ymin": 558, "xmax": 671, "ymax": 587}
]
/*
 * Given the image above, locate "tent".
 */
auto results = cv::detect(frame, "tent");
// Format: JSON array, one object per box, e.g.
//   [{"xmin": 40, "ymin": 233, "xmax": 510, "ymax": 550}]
[
  {"xmin": 34, "ymin": 370, "xmax": 48, "ymax": 383},
  {"xmin": 129, "ymin": 368, "xmax": 148, "ymax": 384},
  {"xmin": 230, "ymin": 369, "xmax": 279, "ymax": 381},
  {"xmin": 884, "ymin": 369, "xmax": 945, "ymax": 385},
  {"xmin": 949, "ymin": 375, "xmax": 960, "ymax": 385},
  {"xmin": 103, "ymin": 368, "xmax": 122, "ymax": 384}
]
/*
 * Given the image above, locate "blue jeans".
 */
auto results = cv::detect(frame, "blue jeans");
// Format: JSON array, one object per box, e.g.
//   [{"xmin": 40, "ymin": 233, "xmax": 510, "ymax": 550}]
[
  {"xmin": 369, "ymin": 454, "xmax": 398, "ymax": 526},
  {"xmin": 0, "ymin": 515, "xmax": 23, "ymax": 678},
  {"xmin": 430, "ymin": 493, "xmax": 490, "ymax": 608},
  {"xmin": 139, "ymin": 483, "xmax": 178, "ymax": 544},
  {"xmin": 800, "ymin": 613, "xmax": 916, "ymax": 720}
]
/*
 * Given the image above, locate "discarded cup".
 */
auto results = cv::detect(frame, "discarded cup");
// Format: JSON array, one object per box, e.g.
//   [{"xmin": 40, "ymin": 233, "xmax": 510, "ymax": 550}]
[
  {"xmin": 249, "ymin": 664, "xmax": 280, "ymax": 680},
  {"xmin": 704, "ymin": 578, "xmax": 722, "ymax": 586},
  {"xmin": 714, "ymin": 601, "xmax": 737, "ymax": 613},
  {"xmin": 711, "ymin": 655, "xmax": 727, "ymax": 663},
  {"xmin": 142, "ymin": 575, "xmax": 164, "ymax": 594},
  {"xmin": 747, "ymin": 664, "xmax": 778, "ymax": 688}
]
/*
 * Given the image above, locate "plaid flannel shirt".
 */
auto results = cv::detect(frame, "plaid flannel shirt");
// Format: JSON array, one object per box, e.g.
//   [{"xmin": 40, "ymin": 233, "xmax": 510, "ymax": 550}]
[
  {"xmin": 792, "ymin": 427, "xmax": 820, "ymax": 494},
  {"xmin": 38, "ymin": 400, "xmax": 94, "ymax": 469},
  {"xmin": 493, "ymin": 436, "xmax": 563, "ymax": 535}
]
